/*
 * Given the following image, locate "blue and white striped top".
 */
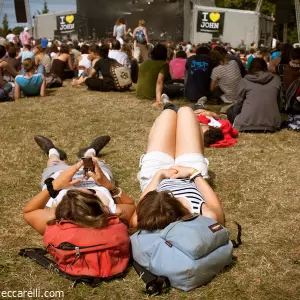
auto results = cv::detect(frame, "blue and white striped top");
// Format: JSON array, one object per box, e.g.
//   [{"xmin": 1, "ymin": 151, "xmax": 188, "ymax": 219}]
[{"xmin": 157, "ymin": 178, "xmax": 204, "ymax": 214}]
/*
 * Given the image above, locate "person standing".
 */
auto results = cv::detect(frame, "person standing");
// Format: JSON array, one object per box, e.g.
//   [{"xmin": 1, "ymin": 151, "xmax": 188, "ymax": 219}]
[
  {"xmin": 20, "ymin": 27, "xmax": 31, "ymax": 47},
  {"xmin": 113, "ymin": 17, "xmax": 131, "ymax": 46},
  {"xmin": 41, "ymin": 37, "xmax": 49, "ymax": 50},
  {"xmin": 132, "ymin": 20, "xmax": 149, "ymax": 63}
]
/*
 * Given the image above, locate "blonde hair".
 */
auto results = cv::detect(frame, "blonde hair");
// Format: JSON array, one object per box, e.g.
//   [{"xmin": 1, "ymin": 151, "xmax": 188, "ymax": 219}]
[
  {"xmin": 23, "ymin": 58, "xmax": 35, "ymax": 72},
  {"xmin": 138, "ymin": 19, "xmax": 145, "ymax": 26},
  {"xmin": 34, "ymin": 45, "xmax": 44, "ymax": 54}
]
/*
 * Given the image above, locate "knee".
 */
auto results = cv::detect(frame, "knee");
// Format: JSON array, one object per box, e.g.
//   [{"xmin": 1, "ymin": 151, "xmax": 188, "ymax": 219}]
[{"xmin": 178, "ymin": 106, "xmax": 193, "ymax": 115}]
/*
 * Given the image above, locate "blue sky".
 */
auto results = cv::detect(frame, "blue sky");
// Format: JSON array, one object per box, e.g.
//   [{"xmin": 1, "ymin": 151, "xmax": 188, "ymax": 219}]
[{"xmin": 0, "ymin": 0, "xmax": 76, "ymax": 28}]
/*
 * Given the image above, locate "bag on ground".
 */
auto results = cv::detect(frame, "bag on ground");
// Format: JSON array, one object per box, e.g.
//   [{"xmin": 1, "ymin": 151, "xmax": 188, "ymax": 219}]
[
  {"xmin": 131, "ymin": 215, "xmax": 233, "ymax": 291},
  {"xmin": 110, "ymin": 62, "xmax": 132, "ymax": 91}
]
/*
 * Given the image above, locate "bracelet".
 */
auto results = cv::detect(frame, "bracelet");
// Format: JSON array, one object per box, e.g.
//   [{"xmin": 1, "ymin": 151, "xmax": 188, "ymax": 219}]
[
  {"xmin": 111, "ymin": 187, "xmax": 122, "ymax": 199},
  {"xmin": 190, "ymin": 170, "xmax": 203, "ymax": 182},
  {"xmin": 44, "ymin": 178, "xmax": 61, "ymax": 198}
]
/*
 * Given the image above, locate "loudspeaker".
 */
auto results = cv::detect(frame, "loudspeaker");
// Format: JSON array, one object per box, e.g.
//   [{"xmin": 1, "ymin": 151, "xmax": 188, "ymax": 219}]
[
  {"xmin": 275, "ymin": 0, "xmax": 292, "ymax": 24},
  {"xmin": 14, "ymin": 0, "xmax": 27, "ymax": 23}
]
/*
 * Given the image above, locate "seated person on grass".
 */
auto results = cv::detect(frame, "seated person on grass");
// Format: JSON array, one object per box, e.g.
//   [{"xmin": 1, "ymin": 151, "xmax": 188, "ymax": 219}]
[
  {"xmin": 185, "ymin": 46, "xmax": 213, "ymax": 103},
  {"xmin": 136, "ymin": 43, "xmax": 169, "ymax": 106},
  {"xmin": 23, "ymin": 135, "xmax": 136, "ymax": 235},
  {"xmin": 50, "ymin": 44, "xmax": 74, "ymax": 80},
  {"xmin": 130, "ymin": 104, "xmax": 225, "ymax": 228},
  {"xmin": 17, "ymin": 44, "xmax": 34, "ymax": 63},
  {"xmin": 14, "ymin": 58, "xmax": 46, "ymax": 99},
  {"xmin": 84, "ymin": 45, "xmax": 117, "ymax": 92},
  {"xmin": 0, "ymin": 45, "xmax": 18, "ymax": 102},
  {"xmin": 226, "ymin": 58, "xmax": 281, "ymax": 132}
]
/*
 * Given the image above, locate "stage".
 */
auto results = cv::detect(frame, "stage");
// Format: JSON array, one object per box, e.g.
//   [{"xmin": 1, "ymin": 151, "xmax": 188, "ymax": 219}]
[{"xmin": 76, "ymin": 0, "xmax": 186, "ymax": 42}]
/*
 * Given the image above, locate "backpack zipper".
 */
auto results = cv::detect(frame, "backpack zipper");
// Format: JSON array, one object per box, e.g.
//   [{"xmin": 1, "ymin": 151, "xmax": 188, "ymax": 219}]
[{"xmin": 56, "ymin": 242, "xmax": 106, "ymax": 251}]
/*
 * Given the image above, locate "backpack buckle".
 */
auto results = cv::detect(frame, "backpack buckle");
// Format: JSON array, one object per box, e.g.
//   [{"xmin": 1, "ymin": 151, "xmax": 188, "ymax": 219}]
[{"xmin": 75, "ymin": 246, "xmax": 80, "ymax": 258}]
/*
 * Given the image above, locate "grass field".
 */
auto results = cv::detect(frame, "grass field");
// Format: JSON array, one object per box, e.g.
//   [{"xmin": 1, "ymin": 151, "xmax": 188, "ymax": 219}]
[{"xmin": 0, "ymin": 83, "xmax": 299, "ymax": 300}]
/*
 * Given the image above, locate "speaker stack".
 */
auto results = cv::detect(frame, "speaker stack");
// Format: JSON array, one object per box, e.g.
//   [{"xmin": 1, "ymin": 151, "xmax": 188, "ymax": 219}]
[{"xmin": 14, "ymin": 0, "xmax": 27, "ymax": 23}]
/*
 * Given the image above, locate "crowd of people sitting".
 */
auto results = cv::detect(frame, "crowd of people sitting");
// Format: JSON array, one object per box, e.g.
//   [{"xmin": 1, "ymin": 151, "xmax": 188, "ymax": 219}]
[
  {"xmin": 1, "ymin": 22, "xmax": 300, "ymax": 133},
  {"xmin": 3, "ymin": 20, "xmax": 297, "ymax": 292}
]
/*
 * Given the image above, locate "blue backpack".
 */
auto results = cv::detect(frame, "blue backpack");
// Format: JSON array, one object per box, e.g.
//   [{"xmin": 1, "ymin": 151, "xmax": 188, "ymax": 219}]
[
  {"xmin": 136, "ymin": 28, "xmax": 146, "ymax": 44},
  {"xmin": 131, "ymin": 216, "xmax": 238, "ymax": 293}
]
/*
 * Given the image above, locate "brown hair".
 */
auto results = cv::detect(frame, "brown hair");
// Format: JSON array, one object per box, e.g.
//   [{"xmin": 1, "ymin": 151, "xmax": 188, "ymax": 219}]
[
  {"xmin": 116, "ymin": 17, "xmax": 126, "ymax": 26},
  {"xmin": 136, "ymin": 191, "xmax": 191, "ymax": 231},
  {"xmin": 204, "ymin": 127, "xmax": 224, "ymax": 147},
  {"xmin": 24, "ymin": 44, "xmax": 31, "ymax": 51},
  {"xmin": 122, "ymin": 43, "xmax": 133, "ymax": 60},
  {"xmin": 23, "ymin": 58, "xmax": 35, "ymax": 72},
  {"xmin": 34, "ymin": 45, "xmax": 44, "ymax": 54},
  {"xmin": 48, "ymin": 190, "xmax": 116, "ymax": 228}
]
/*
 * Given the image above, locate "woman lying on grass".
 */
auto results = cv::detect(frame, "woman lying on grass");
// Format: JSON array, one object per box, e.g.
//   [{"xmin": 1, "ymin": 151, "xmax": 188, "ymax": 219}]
[
  {"xmin": 23, "ymin": 136, "xmax": 136, "ymax": 235},
  {"xmin": 130, "ymin": 105, "xmax": 225, "ymax": 228}
]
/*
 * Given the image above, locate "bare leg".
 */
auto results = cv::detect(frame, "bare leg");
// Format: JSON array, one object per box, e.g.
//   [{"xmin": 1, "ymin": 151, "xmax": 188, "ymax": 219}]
[
  {"xmin": 146, "ymin": 109, "xmax": 177, "ymax": 158},
  {"xmin": 47, "ymin": 154, "xmax": 65, "ymax": 167},
  {"xmin": 175, "ymin": 107, "xmax": 204, "ymax": 158}
]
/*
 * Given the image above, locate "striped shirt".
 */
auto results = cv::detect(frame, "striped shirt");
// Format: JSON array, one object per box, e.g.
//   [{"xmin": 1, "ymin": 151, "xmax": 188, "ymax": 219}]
[
  {"xmin": 157, "ymin": 179, "xmax": 204, "ymax": 214},
  {"xmin": 211, "ymin": 60, "xmax": 242, "ymax": 103}
]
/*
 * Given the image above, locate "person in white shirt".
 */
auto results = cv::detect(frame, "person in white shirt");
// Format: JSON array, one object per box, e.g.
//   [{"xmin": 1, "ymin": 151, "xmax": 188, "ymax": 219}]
[
  {"xmin": 108, "ymin": 40, "xmax": 130, "ymax": 68},
  {"xmin": 6, "ymin": 30, "xmax": 16, "ymax": 44}
]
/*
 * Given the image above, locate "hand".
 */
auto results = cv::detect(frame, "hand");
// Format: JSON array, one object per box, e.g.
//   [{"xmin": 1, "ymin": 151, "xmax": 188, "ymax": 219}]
[
  {"xmin": 52, "ymin": 161, "xmax": 83, "ymax": 190},
  {"xmin": 170, "ymin": 166, "xmax": 195, "ymax": 179},
  {"xmin": 87, "ymin": 157, "xmax": 115, "ymax": 190},
  {"xmin": 158, "ymin": 169, "xmax": 178, "ymax": 180}
]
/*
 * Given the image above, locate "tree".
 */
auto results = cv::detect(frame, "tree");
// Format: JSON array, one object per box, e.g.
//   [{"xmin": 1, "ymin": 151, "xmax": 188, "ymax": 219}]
[
  {"xmin": 12, "ymin": 26, "xmax": 24, "ymax": 35},
  {"xmin": 42, "ymin": 1, "xmax": 49, "ymax": 14},
  {"xmin": 2, "ymin": 13, "xmax": 9, "ymax": 36},
  {"xmin": 36, "ymin": 1, "xmax": 49, "ymax": 15},
  {"xmin": 215, "ymin": 0, "xmax": 276, "ymax": 16}
]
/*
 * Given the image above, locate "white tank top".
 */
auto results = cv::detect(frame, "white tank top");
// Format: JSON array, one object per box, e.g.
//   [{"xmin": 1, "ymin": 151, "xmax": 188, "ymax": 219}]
[{"xmin": 78, "ymin": 54, "xmax": 91, "ymax": 69}]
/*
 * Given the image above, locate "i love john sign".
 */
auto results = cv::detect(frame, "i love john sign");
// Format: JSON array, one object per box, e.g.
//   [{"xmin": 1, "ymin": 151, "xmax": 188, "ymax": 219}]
[
  {"xmin": 57, "ymin": 14, "xmax": 77, "ymax": 34},
  {"xmin": 197, "ymin": 11, "xmax": 225, "ymax": 34}
]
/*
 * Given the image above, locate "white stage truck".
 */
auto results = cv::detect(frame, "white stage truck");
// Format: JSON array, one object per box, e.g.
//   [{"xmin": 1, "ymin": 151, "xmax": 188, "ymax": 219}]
[
  {"xmin": 184, "ymin": 5, "xmax": 274, "ymax": 48},
  {"xmin": 34, "ymin": 11, "xmax": 77, "ymax": 40}
]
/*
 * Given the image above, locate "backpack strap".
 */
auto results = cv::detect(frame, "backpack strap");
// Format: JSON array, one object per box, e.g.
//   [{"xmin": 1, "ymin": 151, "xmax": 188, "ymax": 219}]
[
  {"xmin": 132, "ymin": 260, "xmax": 170, "ymax": 295},
  {"xmin": 19, "ymin": 248, "xmax": 103, "ymax": 288},
  {"xmin": 231, "ymin": 222, "xmax": 242, "ymax": 248},
  {"xmin": 19, "ymin": 248, "xmax": 57, "ymax": 270}
]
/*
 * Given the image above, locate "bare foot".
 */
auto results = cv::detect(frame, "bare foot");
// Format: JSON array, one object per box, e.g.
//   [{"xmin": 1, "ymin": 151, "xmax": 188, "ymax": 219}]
[{"xmin": 152, "ymin": 101, "xmax": 162, "ymax": 107}]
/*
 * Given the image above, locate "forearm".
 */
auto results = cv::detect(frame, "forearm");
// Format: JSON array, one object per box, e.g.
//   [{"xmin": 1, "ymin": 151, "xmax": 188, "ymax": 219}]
[
  {"xmin": 155, "ymin": 80, "xmax": 163, "ymax": 103},
  {"xmin": 140, "ymin": 172, "xmax": 162, "ymax": 200},
  {"xmin": 194, "ymin": 177, "xmax": 224, "ymax": 224},
  {"xmin": 114, "ymin": 191, "xmax": 135, "ymax": 206},
  {"xmin": 23, "ymin": 189, "xmax": 50, "ymax": 213}
]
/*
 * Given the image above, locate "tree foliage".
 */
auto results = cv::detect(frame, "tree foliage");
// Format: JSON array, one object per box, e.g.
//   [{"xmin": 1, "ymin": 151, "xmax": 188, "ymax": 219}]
[
  {"xmin": 12, "ymin": 26, "xmax": 24, "ymax": 35},
  {"xmin": 215, "ymin": 0, "xmax": 276, "ymax": 16},
  {"xmin": 2, "ymin": 13, "xmax": 9, "ymax": 36},
  {"xmin": 36, "ymin": 1, "xmax": 49, "ymax": 15}
]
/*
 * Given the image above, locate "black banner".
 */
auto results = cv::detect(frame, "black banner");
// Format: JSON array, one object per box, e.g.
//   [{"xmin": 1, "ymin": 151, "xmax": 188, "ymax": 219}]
[
  {"xmin": 56, "ymin": 14, "xmax": 77, "ymax": 34},
  {"xmin": 197, "ymin": 11, "xmax": 225, "ymax": 34}
]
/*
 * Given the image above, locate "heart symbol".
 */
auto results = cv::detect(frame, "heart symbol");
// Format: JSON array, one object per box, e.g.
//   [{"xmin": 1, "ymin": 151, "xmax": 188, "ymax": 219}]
[
  {"xmin": 66, "ymin": 15, "xmax": 74, "ymax": 24},
  {"xmin": 209, "ymin": 13, "xmax": 220, "ymax": 23}
]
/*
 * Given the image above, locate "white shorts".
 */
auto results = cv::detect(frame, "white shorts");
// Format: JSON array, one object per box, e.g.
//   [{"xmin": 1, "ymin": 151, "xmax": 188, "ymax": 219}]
[{"xmin": 137, "ymin": 151, "xmax": 209, "ymax": 192}]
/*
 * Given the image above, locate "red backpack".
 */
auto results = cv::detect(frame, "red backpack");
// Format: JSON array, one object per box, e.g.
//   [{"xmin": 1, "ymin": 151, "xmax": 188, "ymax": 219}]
[{"xmin": 43, "ymin": 217, "xmax": 130, "ymax": 281}]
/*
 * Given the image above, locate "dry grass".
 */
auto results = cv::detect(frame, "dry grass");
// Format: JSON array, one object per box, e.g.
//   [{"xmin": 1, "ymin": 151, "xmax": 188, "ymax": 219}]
[{"xmin": 0, "ymin": 83, "xmax": 299, "ymax": 300}]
